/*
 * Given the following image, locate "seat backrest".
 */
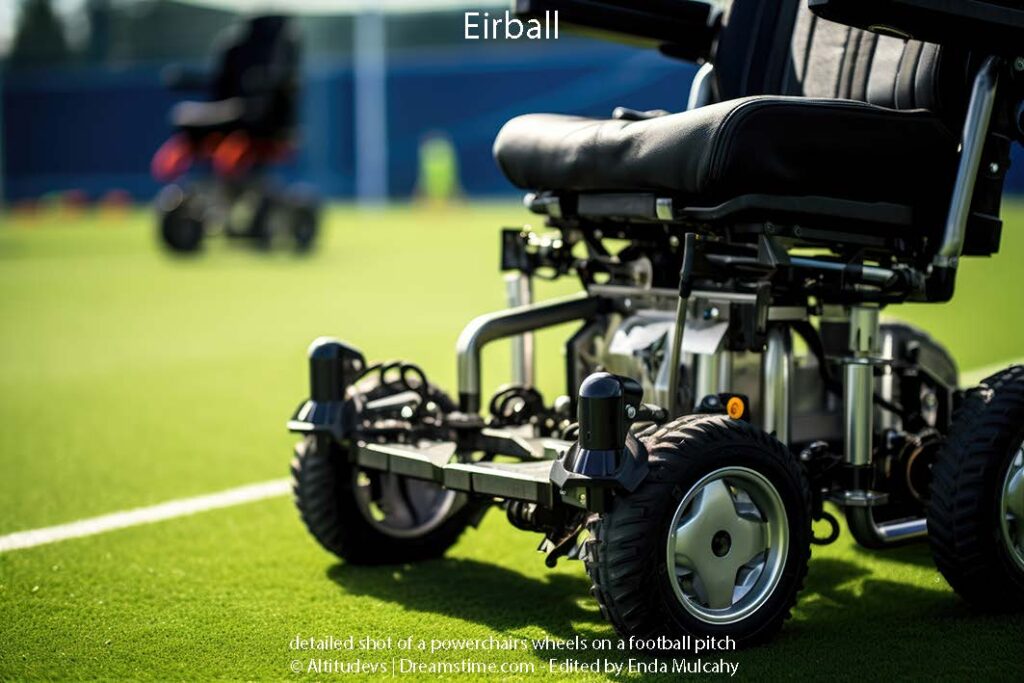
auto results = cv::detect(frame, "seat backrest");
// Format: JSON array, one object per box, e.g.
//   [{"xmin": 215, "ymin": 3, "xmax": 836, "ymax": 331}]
[
  {"xmin": 713, "ymin": 0, "xmax": 969, "ymax": 123},
  {"xmin": 210, "ymin": 15, "xmax": 300, "ymax": 133}
]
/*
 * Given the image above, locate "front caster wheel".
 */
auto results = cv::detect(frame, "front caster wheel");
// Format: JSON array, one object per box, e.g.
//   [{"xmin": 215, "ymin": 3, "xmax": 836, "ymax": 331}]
[
  {"xmin": 292, "ymin": 435, "xmax": 479, "ymax": 564},
  {"xmin": 585, "ymin": 415, "xmax": 811, "ymax": 647},
  {"xmin": 287, "ymin": 196, "xmax": 319, "ymax": 252},
  {"xmin": 928, "ymin": 365, "xmax": 1024, "ymax": 609},
  {"xmin": 291, "ymin": 379, "xmax": 482, "ymax": 565}
]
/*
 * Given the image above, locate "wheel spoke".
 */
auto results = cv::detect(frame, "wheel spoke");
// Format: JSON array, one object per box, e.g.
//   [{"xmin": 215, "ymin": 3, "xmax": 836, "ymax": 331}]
[
  {"xmin": 397, "ymin": 477, "xmax": 422, "ymax": 527},
  {"xmin": 731, "ymin": 516, "xmax": 769, "ymax": 567},
  {"xmin": 703, "ymin": 562, "xmax": 740, "ymax": 609},
  {"xmin": 699, "ymin": 479, "xmax": 745, "ymax": 528},
  {"xmin": 379, "ymin": 476, "xmax": 415, "ymax": 529},
  {"xmin": 673, "ymin": 514, "xmax": 708, "ymax": 570},
  {"xmin": 673, "ymin": 480, "xmax": 739, "ymax": 570}
]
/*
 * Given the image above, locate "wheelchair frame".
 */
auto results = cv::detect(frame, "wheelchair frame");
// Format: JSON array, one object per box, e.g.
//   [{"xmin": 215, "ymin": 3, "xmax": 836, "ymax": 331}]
[
  {"xmin": 293, "ymin": 55, "xmax": 998, "ymax": 518},
  {"xmin": 289, "ymin": 4, "xmax": 1024, "ymax": 645}
]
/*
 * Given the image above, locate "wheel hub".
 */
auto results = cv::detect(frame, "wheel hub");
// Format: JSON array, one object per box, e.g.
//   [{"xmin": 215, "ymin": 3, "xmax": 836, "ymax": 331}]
[
  {"xmin": 1000, "ymin": 446, "xmax": 1024, "ymax": 572},
  {"xmin": 712, "ymin": 530, "xmax": 732, "ymax": 557},
  {"xmin": 666, "ymin": 467, "xmax": 789, "ymax": 624},
  {"xmin": 354, "ymin": 469, "xmax": 457, "ymax": 539}
]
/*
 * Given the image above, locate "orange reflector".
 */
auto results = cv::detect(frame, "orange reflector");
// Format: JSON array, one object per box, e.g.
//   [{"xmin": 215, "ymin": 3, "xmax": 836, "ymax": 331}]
[{"xmin": 726, "ymin": 396, "xmax": 745, "ymax": 419}]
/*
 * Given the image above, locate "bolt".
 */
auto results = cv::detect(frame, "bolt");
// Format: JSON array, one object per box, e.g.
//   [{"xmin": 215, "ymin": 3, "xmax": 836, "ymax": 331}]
[
  {"xmin": 989, "ymin": 162, "xmax": 1000, "ymax": 175},
  {"xmin": 703, "ymin": 306, "xmax": 720, "ymax": 321},
  {"xmin": 625, "ymin": 404, "xmax": 637, "ymax": 419},
  {"xmin": 1015, "ymin": 56, "xmax": 1024, "ymax": 72}
]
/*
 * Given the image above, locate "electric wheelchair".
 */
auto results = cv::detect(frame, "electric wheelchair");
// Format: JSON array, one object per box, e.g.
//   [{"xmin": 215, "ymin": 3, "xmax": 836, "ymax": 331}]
[
  {"xmin": 289, "ymin": 0, "xmax": 1024, "ymax": 645},
  {"xmin": 151, "ymin": 15, "xmax": 319, "ymax": 253}
]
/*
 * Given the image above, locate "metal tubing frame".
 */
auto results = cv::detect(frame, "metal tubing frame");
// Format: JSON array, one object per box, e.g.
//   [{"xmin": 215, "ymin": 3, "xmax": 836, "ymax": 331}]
[
  {"xmin": 665, "ymin": 297, "xmax": 689, "ymax": 417},
  {"xmin": 847, "ymin": 511, "xmax": 928, "ymax": 545},
  {"xmin": 844, "ymin": 363, "xmax": 874, "ymax": 468},
  {"xmin": 761, "ymin": 326, "xmax": 793, "ymax": 445},
  {"xmin": 934, "ymin": 55, "xmax": 1001, "ymax": 268},
  {"xmin": 456, "ymin": 293, "xmax": 602, "ymax": 412},
  {"xmin": 844, "ymin": 306, "xmax": 880, "ymax": 469},
  {"xmin": 695, "ymin": 350, "xmax": 724, "ymax": 401},
  {"xmin": 504, "ymin": 273, "xmax": 535, "ymax": 387},
  {"xmin": 718, "ymin": 350, "xmax": 733, "ymax": 393}
]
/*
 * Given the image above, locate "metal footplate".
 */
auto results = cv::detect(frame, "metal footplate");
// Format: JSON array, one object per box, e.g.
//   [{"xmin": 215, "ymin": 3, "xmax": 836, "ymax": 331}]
[
  {"xmin": 350, "ymin": 372, "xmax": 655, "ymax": 513},
  {"xmin": 355, "ymin": 442, "xmax": 456, "ymax": 483},
  {"xmin": 445, "ymin": 460, "xmax": 557, "ymax": 507},
  {"xmin": 353, "ymin": 440, "xmax": 569, "ymax": 507}
]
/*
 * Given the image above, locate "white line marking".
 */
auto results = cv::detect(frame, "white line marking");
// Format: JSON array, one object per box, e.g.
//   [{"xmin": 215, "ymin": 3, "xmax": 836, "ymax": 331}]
[{"xmin": 0, "ymin": 478, "xmax": 290, "ymax": 553}]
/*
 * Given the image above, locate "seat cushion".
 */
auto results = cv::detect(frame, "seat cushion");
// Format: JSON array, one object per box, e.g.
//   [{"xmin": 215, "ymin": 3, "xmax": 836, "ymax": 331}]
[{"xmin": 493, "ymin": 96, "xmax": 958, "ymax": 207}]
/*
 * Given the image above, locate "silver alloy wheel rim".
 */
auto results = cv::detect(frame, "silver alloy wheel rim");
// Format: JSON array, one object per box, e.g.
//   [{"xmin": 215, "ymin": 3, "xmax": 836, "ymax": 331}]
[
  {"xmin": 1000, "ymin": 446, "xmax": 1024, "ymax": 572},
  {"xmin": 354, "ymin": 469, "xmax": 457, "ymax": 539},
  {"xmin": 666, "ymin": 466, "xmax": 789, "ymax": 625}
]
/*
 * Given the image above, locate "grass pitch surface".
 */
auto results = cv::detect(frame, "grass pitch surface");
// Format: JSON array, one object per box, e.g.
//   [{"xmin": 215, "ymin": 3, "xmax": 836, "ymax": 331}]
[{"xmin": 0, "ymin": 203, "xmax": 1022, "ymax": 681}]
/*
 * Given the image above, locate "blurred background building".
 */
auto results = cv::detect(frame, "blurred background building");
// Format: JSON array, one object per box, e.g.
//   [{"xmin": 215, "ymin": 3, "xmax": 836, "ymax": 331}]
[{"xmin": 2, "ymin": 0, "xmax": 1022, "ymax": 205}]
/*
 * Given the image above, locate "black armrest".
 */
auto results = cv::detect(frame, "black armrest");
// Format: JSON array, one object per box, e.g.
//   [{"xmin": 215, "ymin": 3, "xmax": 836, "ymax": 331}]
[
  {"xmin": 514, "ymin": 0, "xmax": 719, "ymax": 62},
  {"xmin": 809, "ymin": 0, "xmax": 1024, "ymax": 56}
]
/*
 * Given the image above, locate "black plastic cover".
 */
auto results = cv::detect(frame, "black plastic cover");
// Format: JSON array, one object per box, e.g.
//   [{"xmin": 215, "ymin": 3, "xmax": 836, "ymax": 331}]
[{"xmin": 809, "ymin": 0, "xmax": 1024, "ymax": 56}]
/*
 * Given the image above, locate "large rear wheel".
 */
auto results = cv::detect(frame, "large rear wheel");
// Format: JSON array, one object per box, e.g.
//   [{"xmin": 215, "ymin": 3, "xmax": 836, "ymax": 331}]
[{"xmin": 928, "ymin": 365, "xmax": 1024, "ymax": 609}]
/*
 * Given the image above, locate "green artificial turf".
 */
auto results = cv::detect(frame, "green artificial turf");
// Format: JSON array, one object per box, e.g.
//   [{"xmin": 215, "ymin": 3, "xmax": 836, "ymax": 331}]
[{"xmin": 0, "ymin": 202, "xmax": 1022, "ymax": 681}]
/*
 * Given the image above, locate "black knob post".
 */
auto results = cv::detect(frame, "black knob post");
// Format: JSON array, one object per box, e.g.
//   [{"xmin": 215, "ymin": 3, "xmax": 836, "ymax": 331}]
[
  {"xmin": 308, "ymin": 337, "xmax": 365, "ymax": 402},
  {"xmin": 577, "ymin": 372, "xmax": 643, "ymax": 463}
]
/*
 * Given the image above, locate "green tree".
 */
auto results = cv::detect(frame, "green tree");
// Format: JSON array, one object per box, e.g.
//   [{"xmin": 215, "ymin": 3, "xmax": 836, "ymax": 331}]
[{"xmin": 10, "ymin": 0, "xmax": 70, "ymax": 67}]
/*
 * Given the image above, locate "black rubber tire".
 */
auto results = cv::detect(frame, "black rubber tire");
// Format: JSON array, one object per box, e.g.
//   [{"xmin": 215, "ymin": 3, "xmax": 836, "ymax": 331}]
[
  {"xmin": 288, "ymin": 201, "xmax": 319, "ymax": 253},
  {"xmin": 928, "ymin": 365, "xmax": 1024, "ymax": 610},
  {"xmin": 291, "ymin": 380, "xmax": 481, "ymax": 565},
  {"xmin": 248, "ymin": 196, "xmax": 275, "ymax": 250},
  {"xmin": 159, "ymin": 205, "xmax": 204, "ymax": 253},
  {"xmin": 584, "ymin": 415, "xmax": 812, "ymax": 648},
  {"xmin": 879, "ymin": 321, "xmax": 958, "ymax": 387}
]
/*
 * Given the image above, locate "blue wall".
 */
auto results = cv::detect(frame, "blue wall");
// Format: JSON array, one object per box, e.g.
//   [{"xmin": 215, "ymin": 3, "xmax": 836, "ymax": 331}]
[
  {"xmin": 1, "ymin": 43, "xmax": 694, "ymax": 202},
  {"xmin": 4, "ymin": 43, "xmax": 1024, "ymax": 201}
]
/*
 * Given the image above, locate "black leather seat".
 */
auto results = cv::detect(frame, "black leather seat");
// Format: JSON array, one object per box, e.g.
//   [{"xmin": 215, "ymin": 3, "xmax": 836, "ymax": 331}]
[
  {"xmin": 494, "ymin": 97, "xmax": 957, "ymax": 205},
  {"xmin": 493, "ymin": 0, "xmax": 969, "ymax": 215}
]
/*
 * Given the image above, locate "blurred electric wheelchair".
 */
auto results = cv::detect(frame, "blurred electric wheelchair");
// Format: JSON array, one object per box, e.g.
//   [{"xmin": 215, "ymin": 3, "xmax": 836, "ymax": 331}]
[
  {"xmin": 151, "ymin": 15, "xmax": 319, "ymax": 253},
  {"xmin": 288, "ymin": 0, "xmax": 1024, "ymax": 646}
]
